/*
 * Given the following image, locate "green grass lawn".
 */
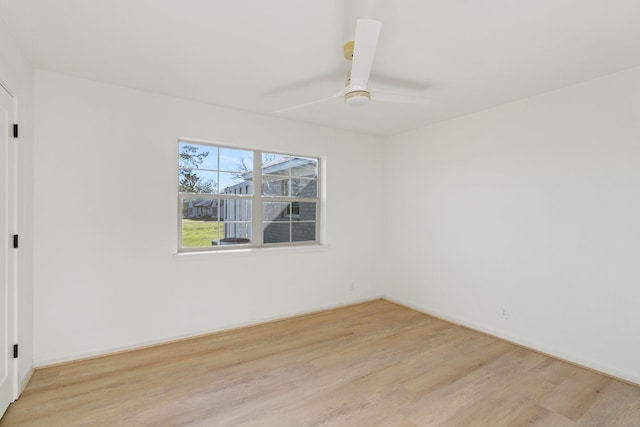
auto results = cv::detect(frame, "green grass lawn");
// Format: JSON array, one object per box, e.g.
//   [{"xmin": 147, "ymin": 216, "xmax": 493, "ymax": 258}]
[{"xmin": 182, "ymin": 219, "xmax": 224, "ymax": 247}]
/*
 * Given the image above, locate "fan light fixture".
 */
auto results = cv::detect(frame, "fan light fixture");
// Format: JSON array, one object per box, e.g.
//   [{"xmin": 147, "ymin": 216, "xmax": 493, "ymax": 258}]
[{"xmin": 344, "ymin": 90, "xmax": 370, "ymax": 106}]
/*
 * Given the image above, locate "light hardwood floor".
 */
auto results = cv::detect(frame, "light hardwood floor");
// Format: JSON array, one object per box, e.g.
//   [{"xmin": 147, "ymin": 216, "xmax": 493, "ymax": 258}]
[{"xmin": 2, "ymin": 300, "xmax": 640, "ymax": 426}]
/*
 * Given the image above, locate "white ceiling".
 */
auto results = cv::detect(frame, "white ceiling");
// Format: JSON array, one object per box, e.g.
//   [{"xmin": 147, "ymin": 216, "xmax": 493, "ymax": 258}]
[{"xmin": 1, "ymin": 0, "xmax": 640, "ymax": 136}]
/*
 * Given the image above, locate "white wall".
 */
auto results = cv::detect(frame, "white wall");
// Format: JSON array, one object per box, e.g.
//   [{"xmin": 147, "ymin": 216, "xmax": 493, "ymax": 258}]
[
  {"xmin": 31, "ymin": 64, "xmax": 640, "ymax": 384},
  {"xmin": 384, "ymin": 66, "xmax": 640, "ymax": 384},
  {"xmin": 0, "ymin": 21, "xmax": 35, "ymax": 392},
  {"xmin": 33, "ymin": 70, "xmax": 385, "ymax": 365}
]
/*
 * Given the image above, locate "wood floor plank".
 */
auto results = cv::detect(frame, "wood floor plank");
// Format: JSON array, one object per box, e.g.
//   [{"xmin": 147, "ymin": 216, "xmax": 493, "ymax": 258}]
[
  {"xmin": 1, "ymin": 299, "xmax": 639, "ymax": 427},
  {"xmin": 539, "ymin": 369, "xmax": 612, "ymax": 421},
  {"xmin": 400, "ymin": 348, "xmax": 540, "ymax": 424},
  {"xmin": 575, "ymin": 380, "xmax": 640, "ymax": 426},
  {"xmin": 506, "ymin": 404, "xmax": 575, "ymax": 427}
]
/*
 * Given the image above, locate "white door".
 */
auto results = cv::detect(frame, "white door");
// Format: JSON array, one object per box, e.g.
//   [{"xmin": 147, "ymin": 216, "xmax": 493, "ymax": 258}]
[{"xmin": 0, "ymin": 84, "xmax": 16, "ymax": 418}]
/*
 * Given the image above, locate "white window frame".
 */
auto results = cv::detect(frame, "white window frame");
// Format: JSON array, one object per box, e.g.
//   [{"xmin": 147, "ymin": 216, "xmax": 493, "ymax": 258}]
[{"xmin": 178, "ymin": 139, "xmax": 321, "ymax": 252}]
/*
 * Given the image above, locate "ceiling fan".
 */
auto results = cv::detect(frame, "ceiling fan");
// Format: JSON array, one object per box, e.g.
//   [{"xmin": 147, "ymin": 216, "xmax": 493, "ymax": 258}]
[{"xmin": 275, "ymin": 18, "xmax": 430, "ymax": 113}]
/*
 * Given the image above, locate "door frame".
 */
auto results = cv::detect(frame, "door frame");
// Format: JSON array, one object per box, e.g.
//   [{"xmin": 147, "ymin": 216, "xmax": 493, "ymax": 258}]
[{"xmin": 0, "ymin": 79, "xmax": 18, "ymax": 412}]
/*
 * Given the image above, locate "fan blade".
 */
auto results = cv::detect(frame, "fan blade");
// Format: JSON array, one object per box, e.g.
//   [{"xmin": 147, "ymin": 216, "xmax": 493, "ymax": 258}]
[
  {"xmin": 369, "ymin": 73, "xmax": 430, "ymax": 92},
  {"xmin": 350, "ymin": 19, "xmax": 382, "ymax": 87},
  {"xmin": 264, "ymin": 69, "xmax": 343, "ymax": 96},
  {"xmin": 274, "ymin": 91, "xmax": 343, "ymax": 114},
  {"xmin": 345, "ymin": 0, "xmax": 378, "ymax": 40},
  {"xmin": 370, "ymin": 88, "xmax": 429, "ymax": 105}
]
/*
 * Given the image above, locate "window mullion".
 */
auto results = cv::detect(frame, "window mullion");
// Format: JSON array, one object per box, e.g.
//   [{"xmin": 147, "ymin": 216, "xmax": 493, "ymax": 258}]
[{"xmin": 252, "ymin": 150, "xmax": 263, "ymax": 246}]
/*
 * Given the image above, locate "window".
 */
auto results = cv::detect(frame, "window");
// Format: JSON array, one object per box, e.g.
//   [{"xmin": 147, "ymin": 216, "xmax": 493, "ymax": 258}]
[
  {"xmin": 285, "ymin": 202, "xmax": 300, "ymax": 218},
  {"xmin": 178, "ymin": 140, "xmax": 320, "ymax": 251}
]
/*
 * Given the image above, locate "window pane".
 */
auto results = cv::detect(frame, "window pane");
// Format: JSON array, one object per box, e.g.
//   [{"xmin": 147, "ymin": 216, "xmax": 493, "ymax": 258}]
[
  {"xmin": 223, "ymin": 199, "xmax": 252, "ymax": 222},
  {"xmin": 262, "ymin": 153, "xmax": 290, "ymax": 175},
  {"xmin": 179, "ymin": 143, "xmax": 218, "ymax": 171},
  {"xmin": 291, "ymin": 157, "xmax": 318, "ymax": 178},
  {"xmin": 183, "ymin": 198, "xmax": 223, "ymax": 220},
  {"xmin": 262, "ymin": 175, "xmax": 289, "ymax": 196},
  {"xmin": 218, "ymin": 222, "xmax": 252, "ymax": 245},
  {"xmin": 263, "ymin": 201, "xmax": 289, "ymax": 222},
  {"xmin": 264, "ymin": 222, "xmax": 290, "ymax": 243},
  {"xmin": 298, "ymin": 202, "xmax": 316, "ymax": 221},
  {"xmin": 291, "ymin": 178, "xmax": 317, "ymax": 198},
  {"xmin": 181, "ymin": 198, "xmax": 223, "ymax": 247},
  {"xmin": 219, "ymin": 171, "xmax": 252, "ymax": 194},
  {"xmin": 219, "ymin": 147, "xmax": 252, "ymax": 173},
  {"xmin": 292, "ymin": 222, "xmax": 316, "ymax": 242},
  {"xmin": 178, "ymin": 169, "xmax": 217, "ymax": 194},
  {"xmin": 214, "ymin": 199, "xmax": 252, "ymax": 244}
]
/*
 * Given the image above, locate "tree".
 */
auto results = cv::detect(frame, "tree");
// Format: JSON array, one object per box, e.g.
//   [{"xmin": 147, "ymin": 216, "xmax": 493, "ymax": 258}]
[
  {"xmin": 232, "ymin": 157, "xmax": 253, "ymax": 182},
  {"xmin": 232, "ymin": 153, "xmax": 279, "ymax": 181},
  {"xmin": 179, "ymin": 145, "xmax": 216, "ymax": 193}
]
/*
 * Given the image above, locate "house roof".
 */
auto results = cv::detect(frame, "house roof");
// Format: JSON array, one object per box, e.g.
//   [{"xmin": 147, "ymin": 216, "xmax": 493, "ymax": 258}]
[
  {"xmin": 262, "ymin": 157, "xmax": 316, "ymax": 175},
  {"xmin": 191, "ymin": 199, "xmax": 217, "ymax": 208}
]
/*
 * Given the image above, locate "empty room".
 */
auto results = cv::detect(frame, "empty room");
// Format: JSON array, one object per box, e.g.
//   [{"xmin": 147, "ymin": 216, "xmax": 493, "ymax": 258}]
[{"xmin": 1, "ymin": 0, "xmax": 640, "ymax": 425}]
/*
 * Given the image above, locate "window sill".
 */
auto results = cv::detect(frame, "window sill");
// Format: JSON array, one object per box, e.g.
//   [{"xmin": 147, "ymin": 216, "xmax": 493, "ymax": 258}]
[{"xmin": 173, "ymin": 243, "xmax": 329, "ymax": 260}]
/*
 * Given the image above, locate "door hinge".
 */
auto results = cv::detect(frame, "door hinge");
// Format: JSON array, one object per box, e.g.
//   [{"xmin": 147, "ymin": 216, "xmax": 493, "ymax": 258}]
[
  {"xmin": 13, "ymin": 344, "xmax": 18, "ymax": 359},
  {"xmin": 13, "ymin": 124, "xmax": 18, "ymax": 139},
  {"xmin": 13, "ymin": 234, "xmax": 18, "ymax": 249}
]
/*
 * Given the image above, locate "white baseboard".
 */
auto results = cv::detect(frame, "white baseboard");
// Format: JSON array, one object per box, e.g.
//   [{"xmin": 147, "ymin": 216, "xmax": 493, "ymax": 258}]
[{"xmin": 19, "ymin": 367, "xmax": 34, "ymax": 395}]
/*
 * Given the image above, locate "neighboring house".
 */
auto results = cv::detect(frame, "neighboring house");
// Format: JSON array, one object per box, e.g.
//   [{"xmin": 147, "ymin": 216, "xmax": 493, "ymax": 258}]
[
  {"xmin": 186, "ymin": 199, "xmax": 223, "ymax": 220},
  {"xmin": 221, "ymin": 157, "xmax": 317, "ymax": 243},
  {"xmin": 219, "ymin": 174, "xmax": 253, "ymax": 244}
]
